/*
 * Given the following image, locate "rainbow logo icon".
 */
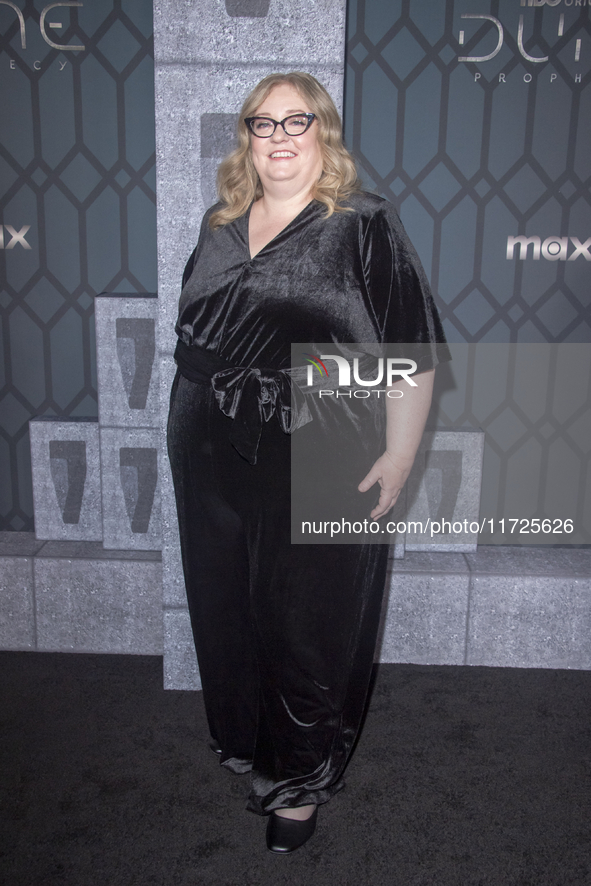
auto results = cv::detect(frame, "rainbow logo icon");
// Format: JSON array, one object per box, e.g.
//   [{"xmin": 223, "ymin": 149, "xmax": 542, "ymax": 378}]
[{"xmin": 304, "ymin": 354, "xmax": 329, "ymax": 376}]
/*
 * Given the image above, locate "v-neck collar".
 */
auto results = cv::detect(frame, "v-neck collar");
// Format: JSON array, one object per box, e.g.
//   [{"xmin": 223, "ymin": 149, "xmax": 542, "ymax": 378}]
[{"xmin": 244, "ymin": 199, "xmax": 320, "ymax": 260}]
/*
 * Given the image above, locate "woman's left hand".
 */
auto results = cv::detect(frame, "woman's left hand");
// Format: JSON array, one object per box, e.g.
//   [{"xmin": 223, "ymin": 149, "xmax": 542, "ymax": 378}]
[
  {"xmin": 358, "ymin": 368, "xmax": 436, "ymax": 521},
  {"xmin": 358, "ymin": 450, "xmax": 415, "ymax": 521}
]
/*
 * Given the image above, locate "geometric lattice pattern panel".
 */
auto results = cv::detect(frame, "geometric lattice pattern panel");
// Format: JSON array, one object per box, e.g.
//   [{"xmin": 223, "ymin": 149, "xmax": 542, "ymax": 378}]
[
  {"xmin": 345, "ymin": 0, "xmax": 591, "ymax": 345},
  {"xmin": 0, "ymin": 0, "xmax": 156, "ymax": 530},
  {"xmin": 433, "ymin": 344, "xmax": 591, "ymax": 545}
]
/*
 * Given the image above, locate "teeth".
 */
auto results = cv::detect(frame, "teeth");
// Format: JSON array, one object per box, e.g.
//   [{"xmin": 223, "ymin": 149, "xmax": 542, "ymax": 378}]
[{"xmin": 271, "ymin": 152, "xmax": 296, "ymax": 158}]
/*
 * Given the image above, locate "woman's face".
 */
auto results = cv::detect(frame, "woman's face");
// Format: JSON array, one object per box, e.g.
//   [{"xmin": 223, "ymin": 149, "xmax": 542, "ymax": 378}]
[{"xmin": 249, "ymin": 83, "xmax": 323, "ymax": 195}]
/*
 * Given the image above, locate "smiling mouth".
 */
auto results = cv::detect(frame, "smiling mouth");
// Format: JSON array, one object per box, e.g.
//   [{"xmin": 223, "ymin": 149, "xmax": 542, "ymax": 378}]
[{"xmin": 270, "ymin": 151, "xmax": 296, "ymax": 158}]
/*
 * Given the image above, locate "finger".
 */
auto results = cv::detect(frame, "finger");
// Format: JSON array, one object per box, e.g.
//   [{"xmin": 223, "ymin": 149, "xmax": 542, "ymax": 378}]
[
  {"xmin": 370, "ymin": 502, "xmax": 393, "ymax": 520},
  {"xmin": 370, "ymin": 487, "xmax": 400, "ymax": 520},
  {"xmin": 358, "ymin": 465, "xmax": 380, "ymax": 493}
]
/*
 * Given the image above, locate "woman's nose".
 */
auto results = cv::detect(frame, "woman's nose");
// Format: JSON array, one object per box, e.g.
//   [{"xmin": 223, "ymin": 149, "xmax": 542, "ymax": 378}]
[{"xmin": 270, "ymin": 124, "xmax": 289, "ymax": 142}]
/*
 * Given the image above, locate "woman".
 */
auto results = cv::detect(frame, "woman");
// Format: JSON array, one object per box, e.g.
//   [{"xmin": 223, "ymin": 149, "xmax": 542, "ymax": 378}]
[{"xmin": 167, "ymin": 72, "xmax": 448, "ymax": 853}]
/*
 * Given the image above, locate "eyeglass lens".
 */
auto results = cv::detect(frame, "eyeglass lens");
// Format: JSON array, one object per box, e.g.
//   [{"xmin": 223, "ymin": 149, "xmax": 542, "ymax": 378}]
[{"xmin": 250, "ymin": 115, "xmax": 311, "ymax": 137}]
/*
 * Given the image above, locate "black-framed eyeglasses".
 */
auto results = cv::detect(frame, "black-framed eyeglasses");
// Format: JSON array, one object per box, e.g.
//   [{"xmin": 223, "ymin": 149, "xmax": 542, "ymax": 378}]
[{"xmin": 244, "ymin": 113, "xmax": 316, "ymax": 138}]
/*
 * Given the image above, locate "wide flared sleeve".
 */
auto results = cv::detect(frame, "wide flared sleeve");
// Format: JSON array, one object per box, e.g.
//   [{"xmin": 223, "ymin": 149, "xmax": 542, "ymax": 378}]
[
  {"xmin": 180, "ymin": 203, "xmax": 223, "ymax": 290},
  {"xmin": 360, "ymin": 199, "xmax": 450, "ymax": 372}
]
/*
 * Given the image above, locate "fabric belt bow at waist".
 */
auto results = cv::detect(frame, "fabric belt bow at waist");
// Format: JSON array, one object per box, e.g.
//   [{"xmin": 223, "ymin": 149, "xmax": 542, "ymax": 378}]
[{"xmin": 174, "ymin": 339, "xmax": 312, "ymax": 465}]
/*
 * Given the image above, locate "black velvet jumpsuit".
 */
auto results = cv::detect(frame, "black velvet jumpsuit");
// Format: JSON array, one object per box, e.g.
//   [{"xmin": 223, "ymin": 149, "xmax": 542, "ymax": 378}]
[{"xmin": 167, "ymin": 191, "xmax": 447, "ymax": 814}]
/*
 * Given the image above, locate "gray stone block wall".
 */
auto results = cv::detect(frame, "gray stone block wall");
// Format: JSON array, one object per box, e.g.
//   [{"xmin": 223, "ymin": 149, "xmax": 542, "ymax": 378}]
[
  {"xmin": 380, "ymin": 547, "xmax": 591, "ymax": 671},
  {"xmin": 25, "ymin": 291, "xmax": 163, "ymax": 654},
  {"xmin": 382, "ymin": 552, "xmax": 471, "ymax": 665},
  {"xmin": 29, "ymin": 294, "xmax": 163, "ymax": 553},
  {"xmin": 96, "ymin": 295, "xmax": 163, "ymax": 551},
  {"xmin": 465, "ymin": 548, "xmax": 591, "ymax": 669},
  {"xmin": 1, "ymin": 534, "xmax": 589, "ymax": 677},
  {"xmin": 153, "ymin": 0, "xmax": 346, "ymax": 67},
  {"xmin": 35, "ymin": 550, "xmax": 162, "ymax": 655},
  {"xmin": 157, "ymin": 545, "xmax": 591, "ymax": 690},
  {"xmin": 0, "ymin": 533, "xmax": 45, "ymax": 650},
  {"xmin": 0, "ymin": 556, "xmax": 36, "ymax": 650},
  {"xmin": 0, "ymin": 534, "xmax": 162, "ymax": 655}
]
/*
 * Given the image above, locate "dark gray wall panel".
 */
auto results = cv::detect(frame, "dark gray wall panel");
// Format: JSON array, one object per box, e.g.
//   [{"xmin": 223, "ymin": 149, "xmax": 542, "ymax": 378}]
[
  {"xmin": 344, "ymin": 0, "xmax": 591, "ymax": 345},
  {"xmin": 0, "ymin": 0, "xmax": 157, "ymax": 530}
]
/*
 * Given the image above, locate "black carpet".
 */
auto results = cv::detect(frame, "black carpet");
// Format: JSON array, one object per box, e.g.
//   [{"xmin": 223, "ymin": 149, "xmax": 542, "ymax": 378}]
[{"xmin": 1, "ymin": 652, "xmax": 590, "ymax": 886}]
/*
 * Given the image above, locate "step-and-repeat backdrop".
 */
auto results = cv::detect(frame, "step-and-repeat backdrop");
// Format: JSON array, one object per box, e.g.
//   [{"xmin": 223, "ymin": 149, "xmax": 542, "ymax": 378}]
[
  {"xmin": 1, "ymin": 0, "xmax": 589, "ymax": 543},
  {"xmin": 0, "ymin": 0, "xmax": 589, "ymax": 681}
]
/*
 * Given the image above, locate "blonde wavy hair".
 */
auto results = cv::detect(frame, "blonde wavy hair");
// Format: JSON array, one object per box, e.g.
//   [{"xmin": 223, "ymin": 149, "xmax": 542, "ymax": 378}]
[{"xmin": 209, "ymin": 72, "xmax": 361, "ymax": 229}]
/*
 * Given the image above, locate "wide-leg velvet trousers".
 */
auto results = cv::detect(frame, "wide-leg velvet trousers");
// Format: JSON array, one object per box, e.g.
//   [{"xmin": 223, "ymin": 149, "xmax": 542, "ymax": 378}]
[{"xmin": 167, "ymin": 369, "xmax": 390, "ymax": 814}]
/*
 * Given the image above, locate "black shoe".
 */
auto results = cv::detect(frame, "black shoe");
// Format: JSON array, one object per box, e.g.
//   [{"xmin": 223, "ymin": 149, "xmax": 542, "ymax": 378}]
[
  {"xmin": 266, "ymin": 806, "xmax": 318, "ymax": 853},
  {"xmin": 207, "ymin": 739, "xmax": 222, "ymax": 756}
]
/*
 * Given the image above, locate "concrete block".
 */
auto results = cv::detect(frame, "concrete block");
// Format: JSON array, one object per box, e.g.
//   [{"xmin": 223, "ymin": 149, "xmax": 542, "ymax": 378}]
[
  {"xmin": 0, "ymin": 532, "xmax": 46, "ymax": 556},
  {"xmin": 552, "ymin": 549, "xmax": 591, "ymax": 575},
  {"xmin": 405, "ymin": 430, "xmax": 484, "ymax": 552},
  {"xmin": 35, "ymin": 555, "xmax": 163, "ymax": 654},
  {"xmin": 379, "ymin": 553, "xmax": 470, "ymax": 665},
  {"xmin": 466, "ymin": 573, "xmax": 591, "ymax": 670},
  {"xmin": 95, "ymin": 295, "xmax": 159, "ymax": 428},
  {"xmin": 0, "ymin": 556, "xmax": 35, "ymax": 649},
  {"xmin": 30, "ymin": 419, "xmax": 102, "ymax": 541},
  {"xmin": 153, "ymin": 0, "xmax": 346, "ymax": 67},
  {"xmin": 390, "ymin": 551, "xmax": 471, "ymax": 574},
  {"xmin": 36, "ymin": 540, "xmax": 161, "ymax": 562},
  {"xmin": 100, "ymin": 428, "xmax": 162, "ymax": 550},
  {"xmin": 163, "ymin": 607, "xmax": 201, "ymax": 690},
  {"xmin": 391, "ymin": 542, "xmax": 405, "ymax": 559},
  {"xmin": 465, "ymin": 546, "xmax": 591, "ymax": 576}
]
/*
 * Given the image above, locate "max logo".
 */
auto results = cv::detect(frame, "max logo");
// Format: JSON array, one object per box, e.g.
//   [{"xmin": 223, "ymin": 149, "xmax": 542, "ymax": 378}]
[
  {"xmin": 0, "ymin": 225, "xmax": 31, "ymax": 249},
  {"xmin": 0, "ymin": 1, "xmax": 85, "ymax": 51},
  {"xmin": 506, "ymin": 236, "xmax": 591, "ymax": 260}
]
